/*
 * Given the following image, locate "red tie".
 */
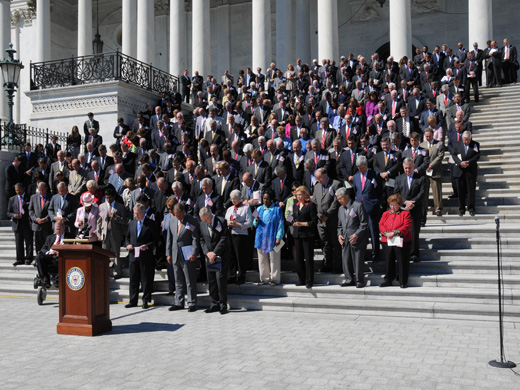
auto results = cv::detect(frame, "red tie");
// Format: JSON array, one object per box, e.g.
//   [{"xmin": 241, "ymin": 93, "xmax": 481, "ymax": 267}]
[
  {"xmin": 392, "ymin": 101, "xmax": 396, "ymax": 117},
  {"xmin": 314, "ymin": 154, "xmax": 317, "ymax": 166},
  {"xmin": 412, "ymin": 149, "xmax": 416, "ymax": 159},
  {"xmin": 361, "ymin": 175, "xmax": 366, "ymax": 190},
  {"xmin": 280, "ymin": 181, "xmax": 284, "ymax": 191},
  {"xmin": 321, "ymin": 131, "xmax": 326, "ymax": 149},
  {"xmin": 444, "ymin": 96, "xmax": 447, "ymax": 107},
  {"xmin": 40, "ymin": 196, "xmax": 44, "ymax": 210},
  {"xmin": 457, "ymin": 133, "xmax": 460, "ymax": 141},
  {"xmin": 94, "ymin": 172, "xmax": 98, "ymax": 181}
]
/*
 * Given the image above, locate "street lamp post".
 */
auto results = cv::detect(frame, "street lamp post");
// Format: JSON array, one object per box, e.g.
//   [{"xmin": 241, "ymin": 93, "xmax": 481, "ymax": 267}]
[{"xmin": 0, "ymin": 43, "xmax": 24, "ymax": 149}]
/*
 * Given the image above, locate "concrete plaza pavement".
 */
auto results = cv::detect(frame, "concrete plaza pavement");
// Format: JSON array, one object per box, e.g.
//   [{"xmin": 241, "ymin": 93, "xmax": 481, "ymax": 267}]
[{"xmin": 1, "ymin": 296, "xmax": 520, "ymax": 390}]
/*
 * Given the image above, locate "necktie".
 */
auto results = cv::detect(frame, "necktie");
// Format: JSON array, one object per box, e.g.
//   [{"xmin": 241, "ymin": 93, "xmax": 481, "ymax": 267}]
[
  {"xmin": 392, "ymin": 101, "xmax": 396, "ymax": 117},
  {"xmin": 280, "ymin": 181, "xmax": 284, "ymax": 191},
  {"xmin": 19, "ymin": 196, "xmax": 23, "ymax": 213},
  {"xmin": 412, "ymin": 148, "xmax": 416, "ymax": 159},
  {"xmin": 254, "ymin": 164, "xmax": 258, "ymax": 175},
  {"xmin": 94, "ymin": 172, "xmax": 98, "ymax": 181},
  {"xmin": 137, "ymin": 221, "xmax": 142, "ymax": 236},
  {"xmin": 457, "ymin": 133, "xmax": 460, "ymax": 141},
  {"xmin": 384, "ymin": 153, "xmax": 388, "ymax": 166},
  {"xmin": 444, "ymin": 96, "xmax": 447, "ymax": 107},
  {"xmin": 321, "ymin": 131, "xmax": 326, "ymax": 149},
  {"xmin": 221, "ymin": 177, "xmax": 227, "ymax": 195},
  {"xmin": 41, "ymin": 196, "xmax": 45, "ymax": 209},
  {"xmin": 58, "ymin": 236, "xmax": 62, "ymax": 245},
  {"xmin": 351, "ymin": 152, "xmax": 355, "ymax": 165},
  {"xmin": 177, "ymin": 220, "xmax": 182, "ymax": 235},
  {"xmin": 361, "ymin": 175, "xmax": 366, "ymax": 191}
]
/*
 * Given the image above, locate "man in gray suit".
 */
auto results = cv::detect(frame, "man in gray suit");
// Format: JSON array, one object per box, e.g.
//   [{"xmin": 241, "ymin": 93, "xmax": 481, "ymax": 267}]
[
  {"xmin": 313, "ymin": 167, "xmax": 343, "ymax": 273},
  {"xmin": 336, "ymin": 187, "xmax": 369, "ymax": 288},
  {"xmin": 166, "ymin": 202, "xmax": 200, "ymax": 312},
  {"xmin": 97, "ymin": 187, "xmax": 128, "ymax": 279},
  {"xmin": 68, "ymin": 159, "xmax": 88, "ymax": 199},
  {"xmin": 420, "ymin": 128, "xmax": 445, "ymax": 220},
  {"xmin": 28, "ymin": 182, "xmax": 52, "ymax": 254}
]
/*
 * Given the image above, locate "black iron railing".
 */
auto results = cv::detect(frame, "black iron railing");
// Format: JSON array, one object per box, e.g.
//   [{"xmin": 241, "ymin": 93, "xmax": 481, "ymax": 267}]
[
  {"xmin": 0, "ymin": 121, "xmax": 68, "ymax": 152},
  {"xmin": 30, "ymin": 51, "xmax": 179, "ymax": 93}
]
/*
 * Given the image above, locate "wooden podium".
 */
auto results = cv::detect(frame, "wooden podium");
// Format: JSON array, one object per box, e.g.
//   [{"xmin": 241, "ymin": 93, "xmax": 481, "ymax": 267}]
[{"xmin": 54, "ymin": 244, "xmax": 114, "ymax": 336}]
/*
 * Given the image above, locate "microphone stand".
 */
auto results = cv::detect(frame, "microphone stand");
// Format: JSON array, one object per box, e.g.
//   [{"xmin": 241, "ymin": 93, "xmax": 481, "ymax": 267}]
[{"xmin": 489, "ymin": 216, "xmax": 516, "ymax": 368}]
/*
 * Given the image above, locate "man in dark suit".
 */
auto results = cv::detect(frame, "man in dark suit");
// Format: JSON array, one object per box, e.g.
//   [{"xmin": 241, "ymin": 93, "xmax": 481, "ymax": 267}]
[
  {"xmin": 464, "ymin": 51, "xmax": 480, "ymax": 103},
  {"xmin": 129, "ymin": 174, "xmax": 156, "ymax": 213},
  {"xmin": 45, "ymin": 136, "xmax": 61, "ymax": 162},
  {"xmin": 352, "ymin": 156, "xmax": 383, "ymax": 261},
  {"xmin": 199, "ymin": 207, "xmax": 230, "ymax": 314},
  {"xmin": 407, "ymin": 88, "xmax": 426, "ymax": 120},
  {"xmin": 7, "ymin": 183, "xmax": 33, "ymax": 266},
  {"xmin": 47, "ymin": 182, "xmax": 79, "ymax": 235},
  {"xmin": 396, "ymin": 107, "xmax": 420, "ymax": 143},
  {"xmin": 336, "ymin": 187, "xmax": 369, "ymax": 287},
  {"xmin": 452, "ymin": 131, "xmax": 480, "ymax": 216},
  {"xmin": 34, "ymin": 220, "xmax": 74, "ymax": 285},
  {"xmin": 470, "ymin": 42, "xmax": 484, "ymax": 86},
  {"xmin": 313, "ymin": 168, "xmax": 343, "ymax": 273},
  {"xmin": 20, "ymin": 143, "xmax": 39, "ymax": 176},
  {"xmin": 83, "ymin": 112, "xmax": 99, "ymax": 147},
  {"xmin": 501, "ymin": 38, "xmax": 518, "ymax": 84},
  {"xmin": 125, "ymin": 203, "xmax": 158, "ymax": 309},
  {"xmin": 419, "ymin": 99, "xmax": 445, "ymax": 131},
  {"xmin": 373, "ymin": 137, "xmax": 402, "ymax": 209},
  {"xmin": 5, "ymin": 156, "xmax": 24, "ymax": 203},
  {"xmin": 29, "ymin": 182, "xmax": 52, "ymax": 255},
  {"xmin": 485, "ymin": 40, "xmax": 502, "ymax": 87},
  {"xmin": 402, "ymin": 132, "xmax": 430, "ymax": 176},
  {"xmin": 180, "ymin": 70, "xmax": 191, "ymax": 103},
  {"xmin": 338, "ymin": 135, "xmax": 363, "ymax": 182},
  {"xmin": 166, "ymin": 202, "xmax": 200, "ymax": 312},
  {"xmin": 394, "ymin": 158, "xmax": 426, "ymax": 262},
  {"xmin": 194, "ymin": 177, "xmax": 224, "ymax": 219},
  {"xmin": 271, "ymin": 165, "xmax": 293, "ymax": 207},
  {"xmin": 248, "ymin": 149, "xmax": 272, "ymax": 188},
  {"xmin": 215, "ymin": 161, "xmax": 240, "ymax": 209}
]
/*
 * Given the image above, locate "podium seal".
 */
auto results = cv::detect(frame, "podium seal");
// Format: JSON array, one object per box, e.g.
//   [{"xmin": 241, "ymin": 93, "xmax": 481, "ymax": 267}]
[{"xmin": 66, "ymin": 267, "xmax": 85, "ymax": 291}]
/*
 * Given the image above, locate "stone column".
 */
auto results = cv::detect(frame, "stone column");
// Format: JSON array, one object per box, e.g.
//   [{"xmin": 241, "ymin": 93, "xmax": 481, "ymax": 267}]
[
  {"xmin": 12, "ymin": 10, "xmax": 23, "ymax": 124},
  {"xmin": 137, "ymin": 0, "xmax": 155, "ymax": 65},
  {"xmin": 78, "ymin": 0, "xmax": 93, "ymax": 57},
  {"xmin": 0, "ymin": 0, "xmax": 10, "ymax": 121},
  {"xmin": 155, "ymin": 1, "xmax": 169, "ymax": 72},
  {"xmin": 276, "ymin": 0, "xmax": 293, "ymax": 69},
  {"xmin": 122, "ymin": 0, "xmax": 137, "ymax": 58},
  {"xmin": 317, "ymin": 0, "xmax": 338, "ymax": 62},
  {"xmin": 216, "ymin": 0, "xmax": 230, "ymax": 78},
  {"xmin": 252, "ymin": 0, "xmax": 271, "ymax": 72},
  {"xmin": 389, "ymin": 0, "xmax": 412, "ymax": 60},
  {"xmin": 468, "ymin": 0, "xmax": 492, "ymax": 49},
  {"xmin": 169, "ymin": 0, "xmax": 186, "ymax": 77},
  {"xmin": 36, "ymin": 0, "xmax": 51, "ymax": 62},
  {"xmin": 295, "ymin": 0, "xmax": 310, "ymax": 64},
  {"xmin": 192, "ymin": 0, "xmax": 210, "ymax": 76}
]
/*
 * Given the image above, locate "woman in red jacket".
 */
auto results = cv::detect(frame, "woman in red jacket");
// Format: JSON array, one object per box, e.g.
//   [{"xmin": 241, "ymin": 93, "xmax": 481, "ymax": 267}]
[{"xmin": 379, "ymin": 194, "xmax": 413, "ymax": 288}]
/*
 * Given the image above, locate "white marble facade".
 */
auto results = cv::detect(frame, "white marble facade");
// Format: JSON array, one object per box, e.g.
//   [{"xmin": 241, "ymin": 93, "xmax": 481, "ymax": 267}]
[{"xmin": 1, "ymin": 0, "xmax": 519, "ymax": 131}]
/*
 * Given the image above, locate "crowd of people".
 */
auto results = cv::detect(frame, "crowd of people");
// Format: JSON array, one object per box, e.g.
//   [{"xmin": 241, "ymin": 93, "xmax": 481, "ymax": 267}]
[{"xmin": 5, "ymin": 38, "xmax": 517, "ymax": 311}]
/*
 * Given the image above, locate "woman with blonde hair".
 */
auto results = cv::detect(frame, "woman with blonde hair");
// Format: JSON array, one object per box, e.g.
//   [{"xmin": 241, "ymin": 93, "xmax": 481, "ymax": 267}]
[{"xmin": 289, "ymin": 186, "xmax": 318, "ymax": 288}]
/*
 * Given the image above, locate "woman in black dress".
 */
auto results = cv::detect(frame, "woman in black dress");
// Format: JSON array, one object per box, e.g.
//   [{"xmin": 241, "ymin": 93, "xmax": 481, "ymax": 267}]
[{"xmin": 290, "ymin": 186, "xmax": 318, "ymax": 288}]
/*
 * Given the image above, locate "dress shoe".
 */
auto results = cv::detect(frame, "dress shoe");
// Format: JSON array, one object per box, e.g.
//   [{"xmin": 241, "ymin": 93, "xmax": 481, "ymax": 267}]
[
  {"xmin": 227, "ymin": 277, "xmax": 237, "ymax": 284},
  {"xmin": 380, "ymin": 281, "xmax": 392, "ymax": 287},
  {"xmin": 420, "ymin": 221, "xmax": 426, "ymax": 227},
  {"xmin": 295, "ymin": 282, "xmax": 305, "ymax": 286},
  {"xmin": 410, "ymin": 255, "xmax": 420, "ymax": 263},
  {"xmin": 125, "ymin": 303, "xmax": 137, "ymax": 308},
  {"xmin": 371, "ymin": 254, "xmax": 380, "ymax": 262},
  {"xmin": 435, "ymin": 211, "xmax": 442, "ymax": 217},
  {"xmin": 168, "ymin": 305, "xmax": 184, "ymax": 311},
  {"xmin": 113, "ymin": 274, "xmax": 122, "ymax": 280},
  {"xmin": 188, "ymin": 306, "xmax": 197, "ymax": 312},
  {"xmin": 25, "ymin": 260, "xmax": 33, "ymax": 265},
  {"xmin": 205, "ymin": 305, "xmax": 220, "ymax": 313},
  {"xmin": 400, "ymin": 284, "xmax": 407, "ymax": 289},
  {"xmin": 356, "ymin": 282, "xmax": 366, "ymax": 288},
  {"xmin": 220, "ymin": 307, "xmax": 229, "ymax": 315},
  {"xmin": 257, "ymin": 281, "xmax": 268, "ymax": 286},
  {"xmin": 142, "ymin": 301, "xmax": 149, "ymax": 309},
  {"xmin": 449, "ymin": 194, "xmax": 458, "ymax": 199},
  {"xmin": 305, "ymin": 284, "xmax": 313, "ymax": 289},
  {"xmin": 340, "ymin": 281, "xmax": 356, "ymax": 287},
  {"xmin": 469, "ymin": 210, "xmax": 476, "ymax": 217},
  {"xmin": 459, "ymin": 211, "xmax": 465, "ymax": 217},
  {"xmin": 12, "ymin": 261, "xmax": 24, "ymax": 266},
  {"xmin": 236, "ymin": 278, "xmax": 245, "ymax": 285},
  {"xmin": 269, "ymin": 281, "xmax": 277, "ymax": 286},
  {"xmin": 166, "ymin": 291, "xmax": 174, "ymax": 296}
]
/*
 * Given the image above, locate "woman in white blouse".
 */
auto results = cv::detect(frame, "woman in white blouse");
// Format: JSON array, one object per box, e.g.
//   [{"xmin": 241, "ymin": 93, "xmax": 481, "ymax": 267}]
[{"xmin": 225, "ymin": 190, "xmax": 253, "ymax": 284}]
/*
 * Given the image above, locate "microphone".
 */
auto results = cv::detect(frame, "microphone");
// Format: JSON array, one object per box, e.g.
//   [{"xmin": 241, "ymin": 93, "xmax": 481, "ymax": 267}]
[{"xmin": 495, "ymin": 215, "xmax": 500, "ymax": 228}]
